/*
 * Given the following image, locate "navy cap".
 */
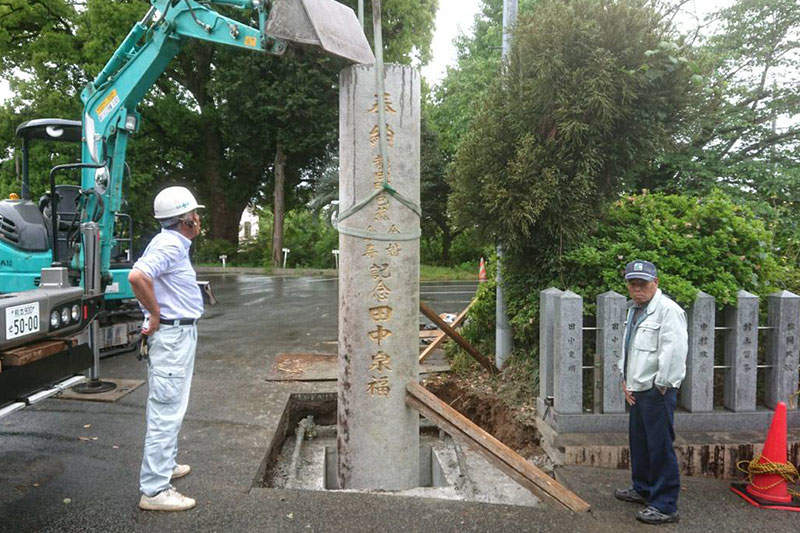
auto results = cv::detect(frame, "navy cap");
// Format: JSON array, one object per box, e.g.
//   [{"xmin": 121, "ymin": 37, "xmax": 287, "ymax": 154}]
[{"xmin": 624, "ymin": 260, "xmax": 657, "ymax": 281}]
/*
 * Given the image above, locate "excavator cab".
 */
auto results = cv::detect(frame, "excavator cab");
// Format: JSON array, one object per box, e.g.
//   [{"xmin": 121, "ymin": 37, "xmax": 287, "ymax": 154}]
[
  {"xmin": 0, "ymin": 119, "xmax": 134, "ymax": 294},
  {"xmin": 0, "ymin": 120, "xmax": 81, "ymax": 293}
]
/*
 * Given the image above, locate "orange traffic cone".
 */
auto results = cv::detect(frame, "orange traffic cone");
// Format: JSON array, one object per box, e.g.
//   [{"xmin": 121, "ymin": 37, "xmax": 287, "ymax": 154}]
[
  {"xmin": 478, "ymin": 257, "xmax": 487, "ymax": 283},
  {"xmin": 730, "ymin": 402, "xmax": 800, "ymax": 511}
]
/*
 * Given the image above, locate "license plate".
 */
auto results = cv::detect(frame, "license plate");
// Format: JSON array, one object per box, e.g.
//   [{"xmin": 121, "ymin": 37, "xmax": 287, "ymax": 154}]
[{"xmin": 5, "ymin": 302, "xmax": 41, "ymax": 340}]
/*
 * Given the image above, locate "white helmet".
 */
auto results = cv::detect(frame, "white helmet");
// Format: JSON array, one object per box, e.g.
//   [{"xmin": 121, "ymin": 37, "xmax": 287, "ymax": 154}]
[{"xmin": 153, "ymin": 186, "xmax": 205, "ymax": 220}]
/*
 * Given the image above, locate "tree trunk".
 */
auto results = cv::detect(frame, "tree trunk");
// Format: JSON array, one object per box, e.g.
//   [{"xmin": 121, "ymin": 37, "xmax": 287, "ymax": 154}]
[
  {"xmin": 271, "ymin": 142, "xmax": 286, "ymax": 267},
  {"xmin": 441, "ymin": 226, "xmax": 451, "ymax": 265},
  {"xmin": 182, "ymin": 45, "xmax": 246, "ymax": 245},
  {"xmin": 438, "ymin": 222, "xmax": 461, "ymax": 266},
  {"xmin": 199, "ymin": 120, "xmax": 243, "ymax": 243}
]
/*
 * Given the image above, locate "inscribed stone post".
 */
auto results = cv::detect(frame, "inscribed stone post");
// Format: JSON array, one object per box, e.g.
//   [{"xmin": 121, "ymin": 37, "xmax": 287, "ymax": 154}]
[
  {"xmin": 723, "ymin": 290, "xmax": 759, "ymax": 412},
  {"xmin": 596, "ymin": 291, "xmax": 626, "ymax": 414},
  {"xmin": 337, "ymin": 64, "xmax": 420, "ymax": 490},
  {"xmin": 539, "ymin": 288, "xmax": 563, "ymax": 403},
  {"xmin": 681, "ymin": 292, "xmax": 715, "ymax": 412},
  {"xmin": 765, "ymin": 291, "xmax": 800, "ymax": 410},
  {"xmin": 553, "ymin": 291, "xmax": 583, "ymax": 414}
]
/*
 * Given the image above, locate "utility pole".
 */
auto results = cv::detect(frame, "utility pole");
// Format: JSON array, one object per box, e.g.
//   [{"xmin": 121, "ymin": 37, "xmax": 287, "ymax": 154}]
[{"xmin": 495, "ymin": 0, "xmax": 517, "ymax": 369}]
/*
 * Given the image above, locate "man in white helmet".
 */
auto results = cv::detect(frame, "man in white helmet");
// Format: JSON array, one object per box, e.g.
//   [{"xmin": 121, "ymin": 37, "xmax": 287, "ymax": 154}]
[{"xmin": 129, "ymin": 186, "xmax": 204, "ymax": 511}]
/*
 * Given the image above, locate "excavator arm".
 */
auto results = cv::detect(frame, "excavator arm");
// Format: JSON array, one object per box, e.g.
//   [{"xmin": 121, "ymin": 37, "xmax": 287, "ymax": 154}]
[
  {"xmin": 0, "ymin": 1, "xmax": 371, "ymax": 413},
  {"xmin": 78, "ymin": 0, "xmax": 372, "ymax": 282}
]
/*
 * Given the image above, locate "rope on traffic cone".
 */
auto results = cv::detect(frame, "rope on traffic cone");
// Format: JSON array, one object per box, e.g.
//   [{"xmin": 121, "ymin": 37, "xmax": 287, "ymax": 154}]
[{"xmin": 737, "ymin": 457, "xmax": 800, "ymax": 498}]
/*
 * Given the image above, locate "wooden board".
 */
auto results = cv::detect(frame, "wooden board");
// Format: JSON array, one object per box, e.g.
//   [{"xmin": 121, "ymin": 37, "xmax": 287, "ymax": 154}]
[
  {"xmin": 406, "ymin": 381, "xmax": 590, "ymax": 513},
  {"xmin": 419, "ymin": 300, "xmax": 474, "ymax": 363},
  {"xmin": 419, "ymin": 301, "xmax": 496, "ymax": 374},
  {"xmin": 1, "ymin": 340, "xmax": 70, "ymax": 367},
  {"xmin": 57, "ymin": 378, "xmax": 144, "ymax": 403}
]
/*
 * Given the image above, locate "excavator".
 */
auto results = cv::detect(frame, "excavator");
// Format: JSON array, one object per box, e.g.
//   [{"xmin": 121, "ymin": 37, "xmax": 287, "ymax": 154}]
[
  {"xmin": 0, "ymin": 0, "xmax": 373, "ymax": 417},
  {"xmin": 2, "ymin": 117, "xmax": 145, "ymax": 362}
]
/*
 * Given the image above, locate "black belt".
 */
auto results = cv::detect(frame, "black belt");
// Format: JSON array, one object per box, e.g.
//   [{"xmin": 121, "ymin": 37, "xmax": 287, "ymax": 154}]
[{"xmin": 159, "ymin": 318, "xmax": 199, "ymax": 326}]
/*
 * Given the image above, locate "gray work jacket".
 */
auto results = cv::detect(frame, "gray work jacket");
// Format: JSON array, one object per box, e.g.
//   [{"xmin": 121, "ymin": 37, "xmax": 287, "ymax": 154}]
[{"xmin": 616, "ymin": 289, "xmax": 688, "ymax": 391}]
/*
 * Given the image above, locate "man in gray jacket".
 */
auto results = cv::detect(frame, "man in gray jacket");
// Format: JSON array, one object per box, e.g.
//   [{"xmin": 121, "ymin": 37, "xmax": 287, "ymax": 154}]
[{"xmin": 614, "ymin": 260, "xmax": 688, "ymax": 525}]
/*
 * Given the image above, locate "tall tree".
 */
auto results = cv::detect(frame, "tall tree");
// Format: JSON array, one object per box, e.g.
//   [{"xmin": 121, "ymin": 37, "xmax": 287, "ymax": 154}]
[
  {"xmin": 641, "ymin": 0, "xmax": 800, "ymax": 195},
  {"xmin": 648, "ymin": 0, "xmax": 800, "ymax": 195},
  {"xmin": 421, "ymin": 0, "xmax": 505, "ymax": 264},
  {"xmin": 0, "ymin": 0, "xmax": 437, "ymax": 263},
  {"xmin": 420, "ymin": 112, "xmax": 459, "ymax": 263},
  {"xmin": 448, "ymin": 0, "xmax": 693, "ymax": 254}
]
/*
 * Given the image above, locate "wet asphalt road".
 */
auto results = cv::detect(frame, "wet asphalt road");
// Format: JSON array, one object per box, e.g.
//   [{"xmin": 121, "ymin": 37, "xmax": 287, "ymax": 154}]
[
  {"xmin": 1, "ymin": 274, "xmax": 798, "ymax": 532},
  {"xmin": 201, "ymin": 274, "xmax": 478, "ymax": 356}
]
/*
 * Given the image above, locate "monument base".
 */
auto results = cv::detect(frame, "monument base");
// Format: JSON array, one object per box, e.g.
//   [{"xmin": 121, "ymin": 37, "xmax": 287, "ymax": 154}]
[{"xmin": 257, "ymin": 392, "xmax": 543, "ymax": 507}]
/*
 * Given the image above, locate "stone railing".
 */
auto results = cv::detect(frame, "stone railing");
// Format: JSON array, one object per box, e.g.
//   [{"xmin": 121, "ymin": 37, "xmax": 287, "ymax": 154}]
[{"xmin": 536, "ymin": 288, "xmax": 800, "ymax": 433}]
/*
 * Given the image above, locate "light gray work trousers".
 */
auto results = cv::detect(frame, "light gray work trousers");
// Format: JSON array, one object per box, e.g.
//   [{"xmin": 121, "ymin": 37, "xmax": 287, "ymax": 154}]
[{"xmin": 139, "ymin": 323, "xmax": 197, "ymax": 497}]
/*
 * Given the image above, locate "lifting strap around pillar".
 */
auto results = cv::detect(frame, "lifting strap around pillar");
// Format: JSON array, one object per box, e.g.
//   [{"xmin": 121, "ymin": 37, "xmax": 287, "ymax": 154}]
[{"xmin": 335, "ymin": 0, "xmax": 421, "ymax": 242}]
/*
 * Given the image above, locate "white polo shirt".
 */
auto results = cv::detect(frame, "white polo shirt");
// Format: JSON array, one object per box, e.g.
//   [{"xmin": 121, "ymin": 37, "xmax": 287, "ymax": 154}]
[{"xmin": 132, "ymin": 229, "xmax": 203, "ymax": 320}]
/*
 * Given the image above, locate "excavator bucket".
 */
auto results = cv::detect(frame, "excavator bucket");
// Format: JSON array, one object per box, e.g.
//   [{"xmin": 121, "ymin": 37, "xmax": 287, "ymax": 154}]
[{"xmin": 266, "ymin": 0, "xmax": 375, "ymax": 64}]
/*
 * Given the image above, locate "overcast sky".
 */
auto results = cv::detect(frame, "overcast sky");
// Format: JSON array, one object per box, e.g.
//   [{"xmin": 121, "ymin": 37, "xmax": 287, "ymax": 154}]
[
  {"xmin": 421, "ymin": 0, "xmax": 731, "ymax": 86},
  {"xmin": 0, "ymin": 1, "xmax": 736, "ymax": 100},
  {"xmin": 420, "ymin": 0, "xmax": 483, "ymax": 84}
]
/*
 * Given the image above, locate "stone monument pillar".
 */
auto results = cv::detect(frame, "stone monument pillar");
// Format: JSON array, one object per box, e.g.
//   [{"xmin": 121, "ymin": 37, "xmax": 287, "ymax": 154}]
[
  {"xmin": 682, "ymin": 291, "xmax": 715, "ymax": 412},
  {"xmin": 724, "ymin": 290, "xmax": 759, "ymax": 412},
  {"xmin": 553, "ymin": 291, "xmax": 583, "ymax": 414},
  {"xmin": 596, "ymin": 291, "xmax": 626, "ymax": 414},
  {"xmin": 337, "ymin": 64, "xmax": 421, "ymax": 490}
]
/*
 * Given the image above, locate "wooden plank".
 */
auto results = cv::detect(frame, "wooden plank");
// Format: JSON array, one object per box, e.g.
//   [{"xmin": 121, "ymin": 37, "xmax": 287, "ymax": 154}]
[
  {"xmin": 1, "ymin": 340, "xmax": 69, "ymax": 367},
  {"xmin": 419, "ymin": 301, "xmax": 496, "ymax": 374},
  {"xmin": 419, "ymin": 300, "xmax": 474, "ymax": 363},
  {"xmin": 406, "ymin": 396, "xmax": 566, "ymax": 509},
  {"xmin": 407, "ymin": 381, "xmax": 591, "ymax": 512}
]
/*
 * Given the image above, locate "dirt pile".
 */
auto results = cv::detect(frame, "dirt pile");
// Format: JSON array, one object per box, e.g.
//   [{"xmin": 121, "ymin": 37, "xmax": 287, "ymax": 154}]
[{"xmin": 423, "ymin": 375, "xmax": 542, "ymax": 459}]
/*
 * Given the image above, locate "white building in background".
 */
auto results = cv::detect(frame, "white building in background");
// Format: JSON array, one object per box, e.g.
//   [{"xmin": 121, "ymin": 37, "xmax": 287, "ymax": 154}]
[{"xmin": 238, "ymin": 205, "xmax": 260, "ymax": 246}]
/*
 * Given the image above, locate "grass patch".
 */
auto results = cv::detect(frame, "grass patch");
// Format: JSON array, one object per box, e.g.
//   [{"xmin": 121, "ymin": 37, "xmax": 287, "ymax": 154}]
[
  {"xmin": 193, "ymin": 262, "xmax": 476, "ymax": 281},
  {"xmin": 195, "ymin": 262, "xmax": 272, "ymax": 272},
  {"xmin": 420, "ymin": 264, "xmax": 477, "ymax": 281}
]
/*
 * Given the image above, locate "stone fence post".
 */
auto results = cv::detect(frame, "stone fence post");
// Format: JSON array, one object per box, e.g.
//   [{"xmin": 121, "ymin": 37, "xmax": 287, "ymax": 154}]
[
  {"xmin": 724, "ymin": 290, "xmax": 759, "ymax": 412},
  {"xmin": 553, "ymin": 291, "xmax": 583, "ymax": 414},
  {"xmin": 539, "ymin": 288, "xmax": 563, "ymax": 404},
  {"xmin": 765, "ymin": 291, "xmax": 800, "ymax": 410},
  {"xmin": 596, "ymin": 291, "xmax": 626, "ymax": 414},
  {"xmin": 681, "ymin": 291, "xmax": 715, "ymax": 412}
]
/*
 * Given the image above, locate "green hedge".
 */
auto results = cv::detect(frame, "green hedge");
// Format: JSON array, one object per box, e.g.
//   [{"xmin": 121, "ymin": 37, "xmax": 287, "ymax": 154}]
[{"xmin": 467, "ymin": 191, "xmax": 798, "ymax": 354}]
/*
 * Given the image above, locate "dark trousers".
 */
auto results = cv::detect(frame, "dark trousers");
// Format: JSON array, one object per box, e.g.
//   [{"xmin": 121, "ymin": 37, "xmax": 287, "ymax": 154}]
[{"xmin": 629, "ymin": 387, "xmax": 680, "ymax": 514}]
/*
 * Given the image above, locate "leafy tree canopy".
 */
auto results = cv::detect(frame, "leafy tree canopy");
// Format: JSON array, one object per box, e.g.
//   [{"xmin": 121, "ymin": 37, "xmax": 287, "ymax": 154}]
[
  {"xmin": 646, "ymin": 0, "xmax": 800, "ymax": 197},
  {"xmin": 448, "ymin": 0, "xmax": 693, "ymax": 253},
  {"xmin": 499, "ymin": 190, "xmax": 795, "ymax": 350},
  {"xmin": 0, "ymin": 0, "xmax": 437, "ymax": 248}
]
